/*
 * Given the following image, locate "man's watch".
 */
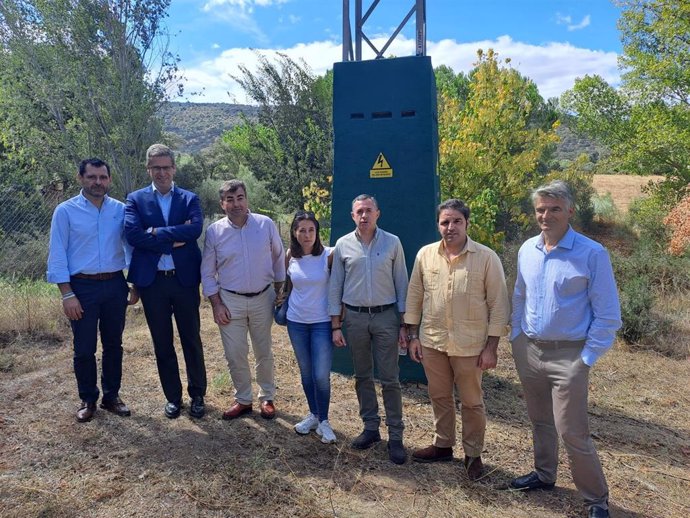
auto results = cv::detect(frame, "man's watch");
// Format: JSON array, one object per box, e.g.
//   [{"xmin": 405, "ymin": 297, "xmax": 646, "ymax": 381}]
[{"xmin": 407, "ymin": 334, "xmax": 419, "ymax": 341}]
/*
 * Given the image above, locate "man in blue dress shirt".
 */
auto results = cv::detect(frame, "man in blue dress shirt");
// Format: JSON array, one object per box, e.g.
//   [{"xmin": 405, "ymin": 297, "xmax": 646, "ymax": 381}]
[
  {"xmin": 509, "ymin": 180, "xmax": 621, "ymax": 518},
  {"xmin": 47, "ymin": 158, "xmax": 138, "ymax": 423}
]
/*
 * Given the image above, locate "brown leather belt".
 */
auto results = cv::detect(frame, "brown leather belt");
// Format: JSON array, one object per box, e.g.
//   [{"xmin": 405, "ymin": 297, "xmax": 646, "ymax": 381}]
[
  {"xmin": 345, "ymin": 303, "xmax": 395, "ymax": 314},
  {"xmin": 72, "ymin": 271, "xmax": 121, "ymax": 281}
]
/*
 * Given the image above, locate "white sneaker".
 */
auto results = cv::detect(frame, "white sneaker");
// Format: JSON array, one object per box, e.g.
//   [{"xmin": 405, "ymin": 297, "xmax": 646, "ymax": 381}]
[
  {"xmin": 316, "ymin": 420, "xmax": 337, "ymax": 444},
  {"xmin": 294, "ymin": 413, "xmax": 319, "ymax": 435}
]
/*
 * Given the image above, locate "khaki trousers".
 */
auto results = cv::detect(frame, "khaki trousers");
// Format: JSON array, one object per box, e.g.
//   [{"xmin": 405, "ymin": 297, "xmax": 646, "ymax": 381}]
[
  {"xmin": 218, "ymin": 288, "xmax": 276, "ymax": 405},
  {"xmin": 511, "ymin": 333, "xmax": 608, "ymax": 509},
  {"xmin": 422, "ymin": 346, "xmax": 485, "ymax": 457}
]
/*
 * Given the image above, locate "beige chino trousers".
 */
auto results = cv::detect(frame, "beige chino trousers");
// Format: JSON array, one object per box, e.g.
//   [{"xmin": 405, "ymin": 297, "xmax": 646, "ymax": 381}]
[
  {"xmin": 511, "ymin": 332, "xmax": 609, "ymax": 509},
  {"xmin": 218, "ymin": 288, "xmax": 276, "ymax": 405},
  {"xmin": 422, "ymin": 346, "xmax": 485, "ymax": 458}
]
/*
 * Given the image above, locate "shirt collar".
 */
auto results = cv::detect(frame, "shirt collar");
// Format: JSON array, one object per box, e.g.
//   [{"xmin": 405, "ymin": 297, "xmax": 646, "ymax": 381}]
[
  {"xmin": 536, "ymin": 225, "xmax": 575, "ymax": 251},
  {"xmin": 355, "ymin": 226, "xmax": 378, "ymax": 243},
  {"xmin": 78, "ymin": 190, "xmax": 110, "ymax": 206},
  {"xmin": 436, "ymin": 236, "xmax": 476, "ymax": 258},
  {"xmin": 228, "ymin": 209, "xmax": 252, "ymax": 229},
  {"xmin": 151, "ymin": 182, "xmax": 175, "ymax": 197}
]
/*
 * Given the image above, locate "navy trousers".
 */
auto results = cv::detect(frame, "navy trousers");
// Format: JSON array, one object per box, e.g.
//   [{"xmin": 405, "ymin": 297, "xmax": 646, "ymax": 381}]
[{"xmin": 70, "ymin": 274, "xmax": 129, "ymax": 403}]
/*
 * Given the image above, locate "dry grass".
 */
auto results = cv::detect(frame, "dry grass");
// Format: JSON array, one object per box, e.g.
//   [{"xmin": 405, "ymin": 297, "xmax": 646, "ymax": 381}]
[
  {"xmin": 592, "ymin": 175, "xmax": 664, "ymax": 214},
  {"xmin": 1, "ymin": 299, "xmax": 689, "ymax": 518},
  {"xmin": 2, "ymin": 174, "xmax": 688, "ymax": 517}
]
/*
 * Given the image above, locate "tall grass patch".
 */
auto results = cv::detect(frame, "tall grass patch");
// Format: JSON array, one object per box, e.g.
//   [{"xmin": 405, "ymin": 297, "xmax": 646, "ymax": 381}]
[{"xmin": 0, "ymin": 277, "xmax": 67, "ymax": 336}]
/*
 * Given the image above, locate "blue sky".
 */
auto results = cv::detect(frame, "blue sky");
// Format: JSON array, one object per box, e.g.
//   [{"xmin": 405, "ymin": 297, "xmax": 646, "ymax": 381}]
[{"xmin": 166, "ymin": 0, "xmax": 624, "ymax": 103}]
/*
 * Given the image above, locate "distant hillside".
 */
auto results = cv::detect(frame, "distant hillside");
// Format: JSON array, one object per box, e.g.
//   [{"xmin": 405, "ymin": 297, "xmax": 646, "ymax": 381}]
[
  {"xmin": 555, "ymin": 119, "xmax": 609, "ymax": 165},
  {"xmin": 159, "ymin": 102, "xmax": 258, "ymax": 154},
  {"xmin": 160, "ymin": 102, "xmax": 604, "ymax": 162}
]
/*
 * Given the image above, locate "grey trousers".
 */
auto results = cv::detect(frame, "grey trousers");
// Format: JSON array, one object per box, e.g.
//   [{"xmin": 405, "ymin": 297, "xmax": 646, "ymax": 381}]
[
  {"xmin": 343, "ymin": 306, "xmax": 404, "ymax": 440},
  {"xmin": 512, "ymin": 332, "xmax": 609, "ymax": 509}
]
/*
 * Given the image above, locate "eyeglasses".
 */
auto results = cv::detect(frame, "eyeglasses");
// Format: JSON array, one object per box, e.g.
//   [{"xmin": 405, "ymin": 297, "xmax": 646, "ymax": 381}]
[{"xmin": 148, "ymin": 166, "xmax": 174, "ymax": 173}]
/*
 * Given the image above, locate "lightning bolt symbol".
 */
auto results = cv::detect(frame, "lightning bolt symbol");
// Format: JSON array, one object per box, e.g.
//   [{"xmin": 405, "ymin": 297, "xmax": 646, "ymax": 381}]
[{"xmin": 377, "ymin": 155, "xmax": 384, "ymax": 167}]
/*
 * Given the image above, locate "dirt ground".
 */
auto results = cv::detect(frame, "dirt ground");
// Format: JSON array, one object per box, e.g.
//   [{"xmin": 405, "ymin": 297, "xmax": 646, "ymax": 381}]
[
  {"xmin": 1, "ymin": 301, "xmax": 688, "ymax": 518},
  {"xmin": 592, "ymin": 175, "xmax": 664, "ymax": 214},
  {"xmin": 1, "ymin": 174, "xmax": 688, "ymax": 517}
]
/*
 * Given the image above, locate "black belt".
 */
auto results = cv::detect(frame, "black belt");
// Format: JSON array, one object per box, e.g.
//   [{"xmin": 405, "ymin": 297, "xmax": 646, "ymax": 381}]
[
  {"xmin": 72, "ymin": 271, "xmax": 121, "ymax": 281},
  {"xmin": 157, "ymin": 269, "xmax": 176, "ymax": 277},
  {"xmin": 225, "ymin": 284, "xmax": 271, "ymax": 297},
  {"xmin": 345, "ymin": 303, "xmax": 395, "ymax": 314}
]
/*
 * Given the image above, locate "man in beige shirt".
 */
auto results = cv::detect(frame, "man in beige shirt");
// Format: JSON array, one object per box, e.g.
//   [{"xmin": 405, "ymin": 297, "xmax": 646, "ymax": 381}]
[{"xmin": 405, "ymin": 199, "xmax": 509, "ymax": 480}]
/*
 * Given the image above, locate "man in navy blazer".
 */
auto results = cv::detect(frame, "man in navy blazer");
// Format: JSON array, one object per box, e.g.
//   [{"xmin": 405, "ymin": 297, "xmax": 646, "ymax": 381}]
[{"xmin": 125, "ymin": 143, "xmax": 207, "ymax": 419}]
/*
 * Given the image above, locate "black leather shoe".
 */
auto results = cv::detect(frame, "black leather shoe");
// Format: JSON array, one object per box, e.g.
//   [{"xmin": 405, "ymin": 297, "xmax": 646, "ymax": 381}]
[
  {"xmin": 588, "ymin": 505, "xmax": 610, "ymax": 518},
  {"xmin": 164, "ymin": 401, "xmax": 182, "ymax": 419},
  {"xmin": 350, "ymin": 429, "xmax": 381, "ymax": 450},
  {"xmin": 388, "ymin": 440, "xmax": 407, "ymax": 465},
  {"xmin": 189, "ymin": 397, "xmax": 205, "ymax": 419},
  {"xmin": 100, "ymin": 397, "xmax": 131, "ymax": 417},
  {"xmin": 509, "ymin": 471, "xmax": 555, "ymax": 491}
]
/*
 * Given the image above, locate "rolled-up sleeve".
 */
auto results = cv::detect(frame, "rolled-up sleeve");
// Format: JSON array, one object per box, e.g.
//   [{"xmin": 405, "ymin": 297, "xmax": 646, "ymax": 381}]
[{"xmin": 46, "ymin": 205, "xmax": 71, "ymax": 284}]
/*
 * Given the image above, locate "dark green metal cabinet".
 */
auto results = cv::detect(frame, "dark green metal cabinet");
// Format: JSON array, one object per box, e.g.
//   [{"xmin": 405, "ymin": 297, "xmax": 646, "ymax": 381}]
[{"xmin": 330, "ymin": 55, "xmax": 440, "ymax": 382}]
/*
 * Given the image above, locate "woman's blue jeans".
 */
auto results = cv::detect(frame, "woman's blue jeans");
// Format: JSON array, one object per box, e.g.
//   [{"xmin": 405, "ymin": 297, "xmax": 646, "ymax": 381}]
[{"xmin": 286, "ymin": 320, "xmax": 333, "ymax": 421}]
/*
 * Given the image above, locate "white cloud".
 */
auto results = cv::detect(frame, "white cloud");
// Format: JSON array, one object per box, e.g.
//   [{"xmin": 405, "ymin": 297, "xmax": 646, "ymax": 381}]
[
  {"xmin": 211, "ymin": 43, "xmax": 221, "ymax": 49},
  {"xmin": 556, "ymin": 13, "xmax": 591, "ymax": 32},
  {"xmin": 201, "ymin": 0, "xmax": 290, "ymax": 45},
  {"xmin": 288, "ymin": 14, "xmax": 300, "ymax": 24},
  {"xmin": 179, "ymin": 35, "xmax": 620, "ymax": 103}
]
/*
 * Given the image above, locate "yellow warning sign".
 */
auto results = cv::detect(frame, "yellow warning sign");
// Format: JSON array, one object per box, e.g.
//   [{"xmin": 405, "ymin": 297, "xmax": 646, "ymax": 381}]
[{"xmin": 370, "ymin": 152, "xmax": 393, "ymax": 178}]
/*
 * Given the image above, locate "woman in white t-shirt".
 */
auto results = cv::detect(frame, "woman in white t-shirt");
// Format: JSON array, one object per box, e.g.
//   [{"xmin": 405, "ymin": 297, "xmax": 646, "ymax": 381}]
[{"xmin": 285, "ymin": 210, "xmax": 336, "ymax": 443}]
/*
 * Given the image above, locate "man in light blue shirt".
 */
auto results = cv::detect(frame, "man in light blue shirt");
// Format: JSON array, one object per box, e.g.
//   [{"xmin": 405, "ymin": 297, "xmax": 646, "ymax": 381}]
[
  {"xmin": 509, "ymin": 180, "xmax": 621, "ymax": 518},
  {"xmin": 47, "ymin": 158, "xmax": 137, "ymax": 423}
]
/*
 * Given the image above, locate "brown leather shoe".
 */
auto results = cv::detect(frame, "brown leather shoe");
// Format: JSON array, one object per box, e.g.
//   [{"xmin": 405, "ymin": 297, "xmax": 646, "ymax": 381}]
[
  {"xmin": 100, "ymin": 397, "xmax": 131, "ymax": 417},
  {"xmin": 260, "ymin": 400, "xmax": 276, "ymax": 420},
  {"xmin": 222, "ymin": 401, "xmax": 252, "ymax": 420},
  {"xmin": 465, "ymin": 455, "xmax": 484, "ymax": 481},
  {"xmin": 412, "ymin": 444, "xmax": 453, "ymax": 463},
  {"xmin": 76, "ymin": 401, "xmax": 97, "ymax": 422}
]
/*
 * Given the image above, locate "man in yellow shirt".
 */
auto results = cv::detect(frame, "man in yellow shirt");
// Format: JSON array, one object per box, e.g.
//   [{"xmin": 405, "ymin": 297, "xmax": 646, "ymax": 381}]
[{"xmin": 405, "ymin": 199, "xmax": 509, "ymax": 480}]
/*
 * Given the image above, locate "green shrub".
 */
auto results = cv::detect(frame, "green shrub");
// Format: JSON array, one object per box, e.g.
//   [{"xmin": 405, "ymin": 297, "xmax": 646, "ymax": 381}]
[
  {"xmin": 592, "ymin": 192, "xmax": 618, "ymax": 222},
  {"xmin": 617, "ymin": 274, "xmax": 664, "ymax": 344}
]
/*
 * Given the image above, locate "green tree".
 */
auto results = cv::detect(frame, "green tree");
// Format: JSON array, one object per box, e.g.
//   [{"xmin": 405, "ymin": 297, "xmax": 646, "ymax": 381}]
[
  {"xmin": 439, "ymin": 50, "xmax": 559, "ymax": 249},
  {"xmin": 226, "ymin": 53, "xmax": 333, "ymax": 210},
  {"xmin": 561, "ymin": 1, "xmax": 690, "ymax": 196},
  {"xmin": 0, "ymin": 0, "xmax": 179, "ymax": 195}
]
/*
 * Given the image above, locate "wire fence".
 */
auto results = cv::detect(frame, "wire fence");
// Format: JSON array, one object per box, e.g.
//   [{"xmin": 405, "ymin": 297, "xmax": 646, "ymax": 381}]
[
  {"xmin": 0, "ymin": 186, "xmax": 295, "ymax": 335},
  {"xmin": 0, "ymin": 184, "xmax": 68, "ymax": 334}
]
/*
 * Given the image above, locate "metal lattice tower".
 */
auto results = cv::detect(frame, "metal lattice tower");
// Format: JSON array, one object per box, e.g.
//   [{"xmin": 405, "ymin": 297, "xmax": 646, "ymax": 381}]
[{"xmin": 342, "ymin": 0, "xmax": 427, "ymax": 61}]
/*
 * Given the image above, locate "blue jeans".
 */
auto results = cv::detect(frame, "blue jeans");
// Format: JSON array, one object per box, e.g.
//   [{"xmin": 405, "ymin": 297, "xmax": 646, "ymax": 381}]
[{"xmin": 287, "ymin": 320, "xmax": 333, "ymax": 421}]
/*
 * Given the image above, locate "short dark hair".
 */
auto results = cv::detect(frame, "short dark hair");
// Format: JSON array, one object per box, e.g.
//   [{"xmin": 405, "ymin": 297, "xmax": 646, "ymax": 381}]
[
  {"xmin": 79, "ymin": 158, "xmax": 111, "ymax": 177},
  {"xmin": 289, "ymin": 210, "xmax": 325, "ymax": 258},
  {"xmin": 437, "ymin": 198, "xmax": 470, "ymax": 221},
  {"xmin": 351, "ymin": 193, "xmax": 378, "ymax": 210},
  {"xmin": 219, "ymin": 179, "xmax": 247, "ymax": 199}
]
